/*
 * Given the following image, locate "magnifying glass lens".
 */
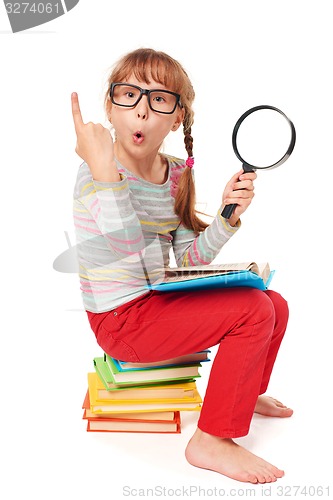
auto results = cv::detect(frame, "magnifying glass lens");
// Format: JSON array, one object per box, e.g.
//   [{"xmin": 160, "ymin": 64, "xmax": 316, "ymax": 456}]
[{"xmin": 235, "ymin": 109, "xmax": 293, "ymax": 169}]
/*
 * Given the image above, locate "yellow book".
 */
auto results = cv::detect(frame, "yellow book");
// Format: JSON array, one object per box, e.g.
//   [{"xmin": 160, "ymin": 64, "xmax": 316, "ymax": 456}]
[
  {"xmin": 87, "ymin": 373, "xmax": 202, "ymax": 414},
  {"xmin": 91, "ymin": 372, "xmax": 199, "ymax": 401},
  {"xmin": 82, "ymin": 392, "xmax": 177, "ymax": 420}
]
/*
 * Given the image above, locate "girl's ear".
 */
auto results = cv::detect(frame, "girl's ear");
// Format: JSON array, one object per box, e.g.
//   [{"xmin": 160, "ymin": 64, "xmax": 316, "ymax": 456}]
[
  {"xmin": 106, "ymin": 100, "xmax": 113, "ymax": 123},
  {"xmin": 172, "ymin": 107, "xmax": 185, "ymax": 132}
]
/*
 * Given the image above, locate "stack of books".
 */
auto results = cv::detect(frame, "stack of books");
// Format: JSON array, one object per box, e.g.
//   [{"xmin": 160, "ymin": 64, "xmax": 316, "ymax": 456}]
[{"xmin": 82, "ymin": 350, "xmax": 210, "ymax": 434}]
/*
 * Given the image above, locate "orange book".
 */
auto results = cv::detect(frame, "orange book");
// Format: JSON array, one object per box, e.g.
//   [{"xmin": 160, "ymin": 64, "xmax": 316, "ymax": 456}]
[{"xmin": 82, "ymin": 392, "xmax": 181, "ymax": 433}]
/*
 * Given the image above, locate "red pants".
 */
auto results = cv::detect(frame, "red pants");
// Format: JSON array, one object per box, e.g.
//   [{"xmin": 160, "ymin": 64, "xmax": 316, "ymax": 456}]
[{"xmin": 87, "ymin": 287, "xmax": 289, "ymax": 438}]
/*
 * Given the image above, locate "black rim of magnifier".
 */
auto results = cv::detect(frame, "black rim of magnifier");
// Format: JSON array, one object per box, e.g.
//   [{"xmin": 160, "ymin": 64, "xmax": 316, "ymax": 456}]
[{"xmin": 232, "ymin": 105, "xmax": 296, "ymax": 171}]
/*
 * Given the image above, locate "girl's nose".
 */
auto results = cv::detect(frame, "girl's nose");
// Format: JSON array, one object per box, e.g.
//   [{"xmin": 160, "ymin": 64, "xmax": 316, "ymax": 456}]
[{"xmin": 136, "ymin": 95, "xmax": 149, "ymax": 119}]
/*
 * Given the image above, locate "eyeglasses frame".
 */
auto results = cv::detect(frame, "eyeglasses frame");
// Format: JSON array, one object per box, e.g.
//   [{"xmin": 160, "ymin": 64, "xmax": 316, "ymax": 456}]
[{"xmin": 110, "ymin": 82, "xmax": 182, "ymax": 115}]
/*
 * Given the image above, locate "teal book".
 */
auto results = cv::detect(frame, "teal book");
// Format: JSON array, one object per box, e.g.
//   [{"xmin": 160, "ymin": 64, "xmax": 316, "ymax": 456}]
[
  {"xmin": 147, "ymin": 262, "xmax": 274, "ymax": 293},
  {"xmin": 117, "ymin": 350, "xmax": 211, "ymax": 371}
]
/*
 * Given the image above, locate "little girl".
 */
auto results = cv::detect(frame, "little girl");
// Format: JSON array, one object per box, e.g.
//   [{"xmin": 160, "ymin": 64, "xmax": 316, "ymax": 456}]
[{"xmin": 72, "ymin": 47, "xmax": 293, "ymax": 484}]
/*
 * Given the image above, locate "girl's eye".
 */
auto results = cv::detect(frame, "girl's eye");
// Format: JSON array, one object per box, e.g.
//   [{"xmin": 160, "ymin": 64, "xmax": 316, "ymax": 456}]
[
  {"xmin": 154, "ymin": 96, "xmax": 166, "ymax": 103},
  {"xmin": 126, "ymin": 92, "xmax": 135, "ymax": 98}
]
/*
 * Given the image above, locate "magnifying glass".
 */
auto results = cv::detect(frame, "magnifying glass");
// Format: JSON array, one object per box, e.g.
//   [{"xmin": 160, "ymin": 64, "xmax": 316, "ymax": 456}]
[{"xmin": 221, "ymin": 105, "xmax": 296, "ymax": 219}]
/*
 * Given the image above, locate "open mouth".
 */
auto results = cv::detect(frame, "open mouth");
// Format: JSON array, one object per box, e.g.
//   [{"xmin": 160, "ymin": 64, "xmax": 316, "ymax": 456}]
[{"xmin": 133, "ymin": 131, "xmax": 144, "ymax": 144}]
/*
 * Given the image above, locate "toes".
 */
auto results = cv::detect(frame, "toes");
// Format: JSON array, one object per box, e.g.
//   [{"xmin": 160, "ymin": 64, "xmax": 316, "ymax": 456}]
[
  {"xmin": 282, "ymin": 408, "xmax": 294, "ymax": 418},
  {"xmin": 246, "ymin": 474, "xmax": 259, "ymax": 484},
  {"xmin": 254, "ymin": 464, "xmax": 284, "ymax": 484},
  {"xmin": 257, "ymin": 475, "xmax": 268, "ymax": 484},
  {"xmin": 246, "ymin": 468, "xmax": 270, "ymax": 484},
  {"xmin": 263, "ymin": 472, "xmax": 278, "ymax": 483},
  {"xmin": 256, "ymin": 471, "xmax": 281, "ymax": 484},
  {"xmin": 271, "ymin": 466, "xmax": 285, "ymax": 478}
]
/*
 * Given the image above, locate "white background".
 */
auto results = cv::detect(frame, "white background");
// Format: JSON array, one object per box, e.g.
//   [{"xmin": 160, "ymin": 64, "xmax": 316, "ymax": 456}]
[{"xmin": 1, "ymin": 1, "xmax": 332, "ymax": 498}]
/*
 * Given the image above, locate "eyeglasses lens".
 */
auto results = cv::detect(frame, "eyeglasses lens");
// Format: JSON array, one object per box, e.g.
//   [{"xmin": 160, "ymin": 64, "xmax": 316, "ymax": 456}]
[{"xmin": 112, "ymin": 84, "xmax": 178, "ymax": 114}]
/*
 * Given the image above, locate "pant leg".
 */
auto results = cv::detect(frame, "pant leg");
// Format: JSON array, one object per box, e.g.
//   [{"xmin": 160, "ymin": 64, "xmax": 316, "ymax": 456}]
[
  {"xmin": 197, "ymin": 289, "xmax": 289, "ymax": 437},
  {"xmin": 87, "ymin": 287, "xmax": 288, "ymax": 438},
  {"xmin": 259, "ymin": 290, "xmax": 289, "ymax": 394}
]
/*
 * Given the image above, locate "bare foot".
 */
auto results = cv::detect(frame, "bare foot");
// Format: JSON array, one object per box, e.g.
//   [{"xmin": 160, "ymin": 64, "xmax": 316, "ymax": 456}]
[
  {"xmin": 254, "ymin": 395, "xmax": 293, "ymax": 418},
  {"xmin": 185, "ymin": 428, "xmax": 284, "ymax": 483}
]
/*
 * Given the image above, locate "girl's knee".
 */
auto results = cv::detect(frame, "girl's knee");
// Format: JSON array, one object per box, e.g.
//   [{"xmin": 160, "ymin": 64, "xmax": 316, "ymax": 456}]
[
  {"xmin": 265, "ymin": 289, "xmax": 289, "ymax": 322},
  {"xmin": 245, "ymin": 289, "xmax": 276, "ymax": 333}
]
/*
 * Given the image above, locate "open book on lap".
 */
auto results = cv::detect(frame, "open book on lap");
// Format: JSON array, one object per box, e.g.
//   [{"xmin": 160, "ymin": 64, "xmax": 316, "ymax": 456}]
[{"xmin": 148, "ymin": 262, "xmax": 274, "ymax": 293}]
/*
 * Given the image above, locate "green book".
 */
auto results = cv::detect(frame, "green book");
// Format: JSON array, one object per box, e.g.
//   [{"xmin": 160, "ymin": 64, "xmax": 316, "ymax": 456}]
[
  {"xmin": 93, "ymin": 355, "xmax": 200, "ymax": 390},
  {"xmin": 105, "ymin": 354, "xmax": 201, "ymax": 385}
]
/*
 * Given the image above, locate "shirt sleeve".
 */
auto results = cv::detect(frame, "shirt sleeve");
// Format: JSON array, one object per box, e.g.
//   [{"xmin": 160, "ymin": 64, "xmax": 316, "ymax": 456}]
[
  {"xmin": 73, "ymin": 163, "xmax": 145, "ymax": 258},
  {"xmin": 171, "ymin": 207, "xmax": 241, "ymax": 267}
]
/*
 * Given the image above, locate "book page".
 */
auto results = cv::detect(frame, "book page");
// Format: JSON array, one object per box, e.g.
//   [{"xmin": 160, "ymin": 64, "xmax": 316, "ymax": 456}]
[
  {"xmin": 162, "ymin": 262, "xmax": 262, "ymax": 283},
  {"xmin": 256, "ymin": 262, "xmax": 271, "ymax": 283}
]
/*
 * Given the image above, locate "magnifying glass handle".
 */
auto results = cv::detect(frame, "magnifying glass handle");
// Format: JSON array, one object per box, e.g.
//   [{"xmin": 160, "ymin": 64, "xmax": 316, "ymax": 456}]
[
  {"xmin": 221, "ymin": 203, "xmax": 237, "ymax": 219},
  {"xmin": 221, "ymin": 165, "xmax": 254, "ymax": 220}
]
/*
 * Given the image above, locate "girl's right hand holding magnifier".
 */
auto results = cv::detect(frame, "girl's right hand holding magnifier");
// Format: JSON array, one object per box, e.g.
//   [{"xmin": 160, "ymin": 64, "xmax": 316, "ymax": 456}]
[
  {"xmin": 222, "ymin": 169, "xmax": 257, "ymax": 226},
  {"xmin": 71, "ymin": 92, "xmax": 120, "ymax": 183}
]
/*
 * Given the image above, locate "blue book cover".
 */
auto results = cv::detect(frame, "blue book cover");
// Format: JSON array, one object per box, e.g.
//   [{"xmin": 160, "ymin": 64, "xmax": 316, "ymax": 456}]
[
  {"xmin": 117, "ymin": 350, "xmax": 211, "ymax": 372},
  {"xmin": 148, "ymin": 269, "xmax": 274, "ymax": 293}
]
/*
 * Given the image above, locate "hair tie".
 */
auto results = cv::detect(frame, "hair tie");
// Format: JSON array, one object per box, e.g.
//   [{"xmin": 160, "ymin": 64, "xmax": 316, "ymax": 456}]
[{"xmin": 185, "ymin": 156, "xmax": 194, "ymax": 169}]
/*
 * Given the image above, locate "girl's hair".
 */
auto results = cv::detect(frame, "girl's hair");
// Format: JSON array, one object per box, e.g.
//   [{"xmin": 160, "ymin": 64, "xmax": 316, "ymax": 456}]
[{"xmin": 104, "ymin": 48, "xmax": 208, "ymax": 233}]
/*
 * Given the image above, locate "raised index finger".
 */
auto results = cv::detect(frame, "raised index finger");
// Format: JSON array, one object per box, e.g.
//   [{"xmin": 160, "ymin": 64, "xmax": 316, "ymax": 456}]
[{"xmin": 71, "ymin": 92, "xmax": 84, "ymax": 133}]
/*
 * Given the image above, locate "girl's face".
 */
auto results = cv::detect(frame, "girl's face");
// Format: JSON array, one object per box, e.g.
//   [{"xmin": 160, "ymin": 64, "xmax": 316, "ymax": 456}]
[{"xmin": 109, "ymin": 75, "xmax": 184, "ymax": 163}]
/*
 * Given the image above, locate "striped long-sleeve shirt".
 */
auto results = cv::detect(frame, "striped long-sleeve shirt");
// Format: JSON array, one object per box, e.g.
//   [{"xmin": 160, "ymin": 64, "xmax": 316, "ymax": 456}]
[{"xmin": 73, "ymin": 154, "xmax": 240, "ymax": 313}]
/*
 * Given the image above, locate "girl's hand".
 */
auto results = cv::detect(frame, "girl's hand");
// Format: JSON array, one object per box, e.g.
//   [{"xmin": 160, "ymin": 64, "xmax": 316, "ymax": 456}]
[
  {"xmin": 222, "ymin": 169, "xmax": 257, "ymax": 226},
  {"xmin": 71, "ymin": 92, "xmax": 119, "ymax": 182}
]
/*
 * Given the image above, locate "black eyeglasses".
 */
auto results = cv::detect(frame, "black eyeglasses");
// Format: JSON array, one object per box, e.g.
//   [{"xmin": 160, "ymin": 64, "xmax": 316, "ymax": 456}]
[{"xmin": 110, "ymin": 83, "xmax": 182, "ymax": 114}]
